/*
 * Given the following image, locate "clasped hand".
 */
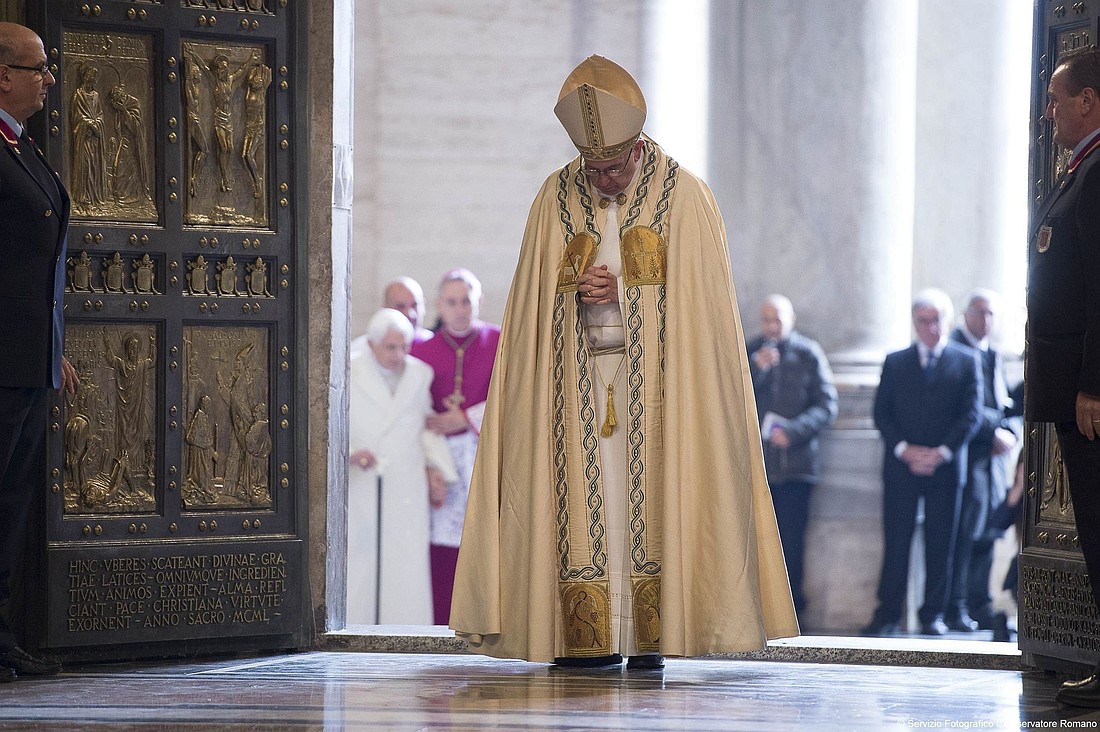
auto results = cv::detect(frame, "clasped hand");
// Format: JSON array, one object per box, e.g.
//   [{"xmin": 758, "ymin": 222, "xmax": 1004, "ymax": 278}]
[
  {"xmin": 427, "ymin": 403, "xmax": 468, "ymax": 435},
  {"xmin": 577, "ymin": 265, "xmax": 618, "ymax": 306},
  {"xmin": 901, "ymin": 445, "xmax": 946, "ymax": 477}
]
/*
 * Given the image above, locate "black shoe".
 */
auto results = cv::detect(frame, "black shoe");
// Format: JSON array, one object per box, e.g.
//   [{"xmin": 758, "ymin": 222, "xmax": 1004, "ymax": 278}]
[
  {"xmin": 945, "ymin": 613, "xmax": 979, "ymax": 632},
  {"xmin": 551, "ymin": 654, "xmax": 623, "ymax": 668},
  {"xmin": 1057, "ymin": 673, "xmax": 1100, "ymax": 708},
  {"xmin": 626, "ymin": 654, "xmax": 665, "ymax": 670},
  {"xmin": 860, "ymin": 620, "xmax": 901, "ymax": 637},
  {"xmin": 919, "ymin": 619, "xmax": 948, "ymax": 636},
  {"xmin": 0, "ymin": 646, "xmax": 60, "ymax": 676},
  {"xmin": 0, "ymin": 667, "xmax": 14, "ymax": 683},
  {"xmin": 989, "ymin": 612, "xmax": 1012, "ymax": 642},
  {"xmin": 970, "ymin": 607, "xmax": 998, "ymax": 630}
]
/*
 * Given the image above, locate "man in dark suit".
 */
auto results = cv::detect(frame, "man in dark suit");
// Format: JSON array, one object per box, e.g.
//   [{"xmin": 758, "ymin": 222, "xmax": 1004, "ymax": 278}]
[
  {"xmin": 747, "ymin": 294, "xmax": 837, "ymax": 619},
  {"xmin": 945, "ymin": 290, "xmax": 1018, "ymax": 634},
  {"xmin": 1030, "ymin": 46, "xmax": 1100, "ymax": 708},
  {"xmin": 863, "ymin": 288, "xmax": 981, "ymax": 637},
  {"xmin": 0, "ymin": 22, "xmax": 78, "ymax": 682}
]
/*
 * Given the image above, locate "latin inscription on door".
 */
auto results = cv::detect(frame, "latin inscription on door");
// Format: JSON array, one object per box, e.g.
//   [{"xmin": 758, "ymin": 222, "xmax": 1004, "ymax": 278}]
[
  {"xmin": 1020, "ymin": 557, "xmax": 1100, "ymax": 665},
  {"xmin": 50, "ymin": 540, "xmax": 301, "ymax": 645}
]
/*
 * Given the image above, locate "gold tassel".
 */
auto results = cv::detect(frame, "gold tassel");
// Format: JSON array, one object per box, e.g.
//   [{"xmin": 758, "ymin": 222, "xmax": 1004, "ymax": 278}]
[{"xmin": 601, "ymin": 384, "xmax": 618, "ymax": 437}]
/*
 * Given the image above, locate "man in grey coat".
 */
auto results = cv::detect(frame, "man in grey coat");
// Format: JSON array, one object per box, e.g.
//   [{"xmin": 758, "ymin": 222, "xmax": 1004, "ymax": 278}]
[{"xmin": 747, "ymin": 294, "xmax": 837, "ymax": 617}]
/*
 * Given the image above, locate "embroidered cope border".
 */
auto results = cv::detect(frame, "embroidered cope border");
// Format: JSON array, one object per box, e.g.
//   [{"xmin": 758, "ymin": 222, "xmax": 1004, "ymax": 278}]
[{"xmin": 552, "ymin": 146, "xmax": 677, "ymax": 656}]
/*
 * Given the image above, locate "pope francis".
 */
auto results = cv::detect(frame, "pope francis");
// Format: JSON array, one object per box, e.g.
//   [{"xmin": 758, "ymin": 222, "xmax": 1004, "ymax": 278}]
[{"xmin": 450, "ymin": 55, "xmax": 798, "ymax": 668}]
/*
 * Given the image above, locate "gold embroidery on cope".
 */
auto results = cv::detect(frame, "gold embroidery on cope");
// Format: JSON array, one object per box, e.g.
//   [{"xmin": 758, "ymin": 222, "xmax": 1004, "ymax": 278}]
[
  {"xmin": 557, "ymin": 232, "xmax": 599, "ymax": 293},
  {"xmin": 560, "ymin": 582, "xmax": 613, "ymax": 656},
  {"xmin": 632, "ymin": 577, "xmax": 661, "ymax": 652},
  {"xmin": 621, "ymin": 226, "xmax": 667, "ymax": 286},
  {"xmin": 578, "ymin": 84, "xmax": 604, "ymax": 151}
]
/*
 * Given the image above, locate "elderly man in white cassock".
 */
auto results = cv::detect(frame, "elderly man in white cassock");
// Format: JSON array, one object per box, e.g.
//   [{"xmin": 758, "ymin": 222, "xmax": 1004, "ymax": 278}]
[
  {"xmin": 450, "ymin": 55, "xmax": 798, "ymax": 669},
  {"xmin": 347, "ymin": 308, "xmax": 455, "ymax": 625}
]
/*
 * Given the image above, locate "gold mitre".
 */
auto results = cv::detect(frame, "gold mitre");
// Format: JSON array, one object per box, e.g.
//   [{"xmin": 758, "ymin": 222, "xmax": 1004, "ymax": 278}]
[{"xmin": 554, "ymin": 55, "xmax": 647, "ymax": 161}]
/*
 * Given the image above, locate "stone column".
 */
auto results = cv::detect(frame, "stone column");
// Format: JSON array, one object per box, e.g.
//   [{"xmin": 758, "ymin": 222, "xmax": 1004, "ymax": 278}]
[
  {"xmin": 912, "ymin": 0, "xmax": 1031, "ymax": 354},
  {"xmin": 708, "ymin": 1, "xmax": 917, "ymax": 361},
  {"xmin": 708, "ymin": 1, "xmax": 919, "ymax": 632}
]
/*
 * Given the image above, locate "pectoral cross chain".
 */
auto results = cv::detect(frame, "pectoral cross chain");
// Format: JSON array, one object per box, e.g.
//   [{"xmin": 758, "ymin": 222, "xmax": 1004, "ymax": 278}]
[
  {"xmin": 442, "ymin": 331, "xmax": 478, "ymax": 408},
  {"xmin": 448, "ymin": 347, "xmax": 467, "ymax": 407}
]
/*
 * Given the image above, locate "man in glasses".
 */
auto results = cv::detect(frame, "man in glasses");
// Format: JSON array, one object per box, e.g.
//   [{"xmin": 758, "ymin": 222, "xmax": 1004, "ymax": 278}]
[
  {"xmin": 0, "ymin": 22, "xmax": 77, "ymax": 682},
  {"xmin": 451, "ymin": 55, "xmax": 797, "ymax": 669}
]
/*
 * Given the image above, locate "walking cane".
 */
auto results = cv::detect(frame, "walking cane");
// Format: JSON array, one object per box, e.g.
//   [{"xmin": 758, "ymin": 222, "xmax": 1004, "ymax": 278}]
[{"xmin": 375, "ymin": 473, "xmax": 382, "ymax": 624}]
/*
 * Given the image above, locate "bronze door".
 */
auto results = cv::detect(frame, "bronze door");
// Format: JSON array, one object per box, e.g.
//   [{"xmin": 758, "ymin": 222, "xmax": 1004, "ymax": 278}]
[
  {"xmin": 23, "ymin": 0, "xmax": 309, "ymax": 660},
  {"xmin": 1021, "ymin": 0, "xmax": 1100, "ymax": 670}
]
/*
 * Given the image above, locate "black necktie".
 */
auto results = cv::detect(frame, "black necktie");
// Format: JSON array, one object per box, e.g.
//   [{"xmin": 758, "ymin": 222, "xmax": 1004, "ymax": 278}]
[{"xmin": 924, "ymin": 353, "xmax": 937, "ymax": 380}]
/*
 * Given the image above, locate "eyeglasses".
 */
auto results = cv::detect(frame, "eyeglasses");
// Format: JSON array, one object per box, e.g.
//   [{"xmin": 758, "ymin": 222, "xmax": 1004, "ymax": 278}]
[
  {"xmin": 4, "ymin": 63, "xmax": 52, "ymax": 80},
  {"xmin": 582, "ymin": 149, "xmax": 636, "ymax": 178}
]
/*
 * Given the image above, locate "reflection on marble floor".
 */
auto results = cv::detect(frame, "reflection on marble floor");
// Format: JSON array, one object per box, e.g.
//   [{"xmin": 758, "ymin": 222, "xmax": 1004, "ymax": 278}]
[{"xmin": 0, "ymin": 652, "xmax": 1095, "ymax": 730}]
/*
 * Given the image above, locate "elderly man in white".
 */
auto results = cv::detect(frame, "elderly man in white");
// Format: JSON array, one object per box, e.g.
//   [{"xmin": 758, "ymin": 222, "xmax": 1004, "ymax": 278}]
[{"xmin": 347, "ymin": 308, "xmax": 455, "ymax": 625}]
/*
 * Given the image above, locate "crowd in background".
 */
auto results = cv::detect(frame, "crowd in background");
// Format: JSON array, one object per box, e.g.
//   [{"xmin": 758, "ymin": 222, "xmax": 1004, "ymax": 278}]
[
  {"xmin": 347, "ymin": 275, "xmax": 1023, "ymax": 641},
  {"xmin": 346, "ymin": 271, "xmax": 498, "ymax": 626},
  {"xmin": 747, "ymin": 288, "xmax": 1021, "ymax": 642}
]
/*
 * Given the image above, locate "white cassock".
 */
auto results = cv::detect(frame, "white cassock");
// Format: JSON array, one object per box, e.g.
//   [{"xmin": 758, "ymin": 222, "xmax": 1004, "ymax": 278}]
[{"xmin": 347, "ymin": 349, "xmax": 456, "ymax": 624}]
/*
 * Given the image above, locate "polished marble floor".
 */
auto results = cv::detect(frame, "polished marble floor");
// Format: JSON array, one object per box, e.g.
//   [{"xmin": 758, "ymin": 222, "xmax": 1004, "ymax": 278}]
[{"xmin": 0, "ymin": 650, "xmax": 1097, "ymax": 730}]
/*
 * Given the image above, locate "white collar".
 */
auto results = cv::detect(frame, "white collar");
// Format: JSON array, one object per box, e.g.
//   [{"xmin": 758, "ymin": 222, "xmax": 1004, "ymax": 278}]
[
  {"xmin": 918, "ymin": 340, "xmax": 946, "ymax": 363},
  {"xmin": 0, "ymin": 107, "xmax": 23, "ymax": 138}
]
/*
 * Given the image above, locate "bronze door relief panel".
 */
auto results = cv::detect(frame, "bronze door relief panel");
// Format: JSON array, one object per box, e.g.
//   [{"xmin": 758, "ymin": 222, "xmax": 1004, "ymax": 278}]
[
  {"xmin": 181, "ymin": 325, "xmax": 272, "ymax": 511},
  {"xmin": 63, "ymin": 30, "xmax": 158, "ymax": 223},
  {"xmin": 181, "ymin": 39, "xmax": 272, "ymax": 227},
  {"xmin": 64, "ymin": 323, "xmax": 159, "ymax": 515},
  {"xmin": 31, "ymin": 0, "xmax": 305, "ymax": 657}
]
